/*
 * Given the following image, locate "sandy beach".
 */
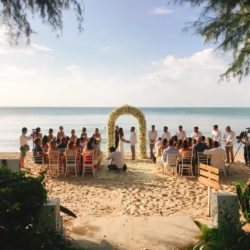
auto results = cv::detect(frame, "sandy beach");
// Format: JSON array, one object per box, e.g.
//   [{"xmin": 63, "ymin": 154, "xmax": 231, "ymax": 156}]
[{"xmin": 1, "ymin": 151, "xmax": 249, "ymax": 237}]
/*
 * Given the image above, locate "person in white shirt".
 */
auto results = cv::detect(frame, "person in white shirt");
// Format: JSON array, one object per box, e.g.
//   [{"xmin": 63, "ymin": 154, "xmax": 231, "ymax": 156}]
[
  {"xmin": 176, "ymin": 125, "xmax": 186, "ymax": 140},
  {"xmin": 191, "ymin": 126, "xmax": 202, "ymax": 140},
  {"xmin": 204, "ymin": 141, "xmax": 226, "ymax": 175},
  {"xmin": 130, "ymin": 127, "xmax": 137, "ymax": 160},
  {"xmin": 148, "ymin": 125, "xmax": 158, "ymax": 159},
  {"xmin": 162, "ymin": 126, "xmax": 171, "ymax": 143},
  {"xmin": 211, "ymin": 124, "xmax": 221, "ymax": 144},
  {"xmin": 19, "ymin": 127, "xmax": 33, "ymax": 168},
  {"xmin": 107, "ymin": 146, "xmax": 127, "ymax": 172},
  {"xmin": 223, "ymin": 126, "xmax": 236, "ymax": 163}
]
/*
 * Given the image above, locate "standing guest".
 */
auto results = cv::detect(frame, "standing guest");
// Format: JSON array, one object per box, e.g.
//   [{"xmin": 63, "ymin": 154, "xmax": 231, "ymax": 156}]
[
  {"xmin": 93, "ymin": 128, "xmax": 102, "ymax": 148},
  {"xmin": 81, "ymin": 127, "xmax": 88, "ymax": 140},
  {"xmin": 176, "ymin": 125, "xmax": 186, "ymax": 140},
  {"xmin": 161, "ymin": 139, "xmax": 179, "ymax": 163},
  {"xmin": 48, "ymin": 128, "xmax": 54, "ymax": 142},
  {"xmin": 107, "ymin": 146, "xmax": 127, "ymax": 172},
  {"xmin": 57, "ymin": 126, "xmax": 65, "ymax": 140},
  {"xmin": 148, "ymin": 125, "xmax": 158, "ymax": 159},
  {"xmin": 204, "ymin": 141, "xmax": 226, "ymax": 174},
  {"xmin": 191, "ymin": 126, "xmax": 202, "ymax": 140},
  {"xmin": 162, "ymin": 126, "xmax": 171, "ymax": 143},
  {"xmin": 115, "ymin": 125, "xmax": 120, "ymax": 150},
  {"xmin": 19, "ymin": 127, "xmax": 32, "ymax": 168},
  {"xmin": 223, "ymin": 126, "xmax": 236, "ymax": 163},
  {"xmin": 70, "ymin": 129, "xmax": 77, "ymax": 143},
  {"xmin": 130, "ymin": 127, "xmax": 137, "ymax": 160},
  {"xmin": 211, "ymin": 125, "xmax": 221, "ymax": 144}
]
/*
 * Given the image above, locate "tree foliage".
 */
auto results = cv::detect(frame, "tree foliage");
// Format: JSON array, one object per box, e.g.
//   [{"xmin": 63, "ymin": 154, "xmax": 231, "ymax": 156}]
[
  {"xmin": 174, "ymin": 0, "xmax": 250, "ymax": 80},
  {"xmin": 0, "ymin": 0, "xmax": 84, "ymax": 43}
]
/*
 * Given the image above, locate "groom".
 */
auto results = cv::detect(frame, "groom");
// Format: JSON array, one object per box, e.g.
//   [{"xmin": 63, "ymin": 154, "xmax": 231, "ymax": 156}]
[{"xmin": 130, "ymin": 127, "xmax": 137, "ymax": 160}]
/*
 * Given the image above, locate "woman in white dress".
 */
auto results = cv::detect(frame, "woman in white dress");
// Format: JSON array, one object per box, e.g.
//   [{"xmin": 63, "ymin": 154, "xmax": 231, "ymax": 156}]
[{"xmin": 118, "ymin": 128, "xmax": 129, "ymax": 159}]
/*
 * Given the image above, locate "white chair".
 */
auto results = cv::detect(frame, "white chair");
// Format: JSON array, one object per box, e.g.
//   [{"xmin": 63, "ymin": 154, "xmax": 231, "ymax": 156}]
[
  {"xmin": 65, "ymin": 150, "xmax": 78, "ymax": 177},
  {"xmin": 82, "ymin": 152, "xmax": 96, "ymax": 178},
  {"xmin": 178, "ymin": 151, "xmax": 193, "ymax": 176},
  {"xmin": 48, "ymin": 151, "xmax": 60, "ymax": 177},
  {"xmin": 197, "ymin": 152, "xmax": 210, "ymax": 176},
  {"xmin": 163, "ymin": 153, "xmax": 178, "ymax": 175}
]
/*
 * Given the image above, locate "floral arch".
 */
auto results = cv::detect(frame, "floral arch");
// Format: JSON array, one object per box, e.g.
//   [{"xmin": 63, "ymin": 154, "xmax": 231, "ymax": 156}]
[{"xmin": 107, "ymin": 105, "xmax": 147, "ymax": 159}]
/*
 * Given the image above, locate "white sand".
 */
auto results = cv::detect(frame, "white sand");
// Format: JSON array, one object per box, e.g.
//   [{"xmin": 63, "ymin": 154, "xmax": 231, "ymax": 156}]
[{"xmin": 1, "ymin": 152, "xmax": 249, "ymax": 239}]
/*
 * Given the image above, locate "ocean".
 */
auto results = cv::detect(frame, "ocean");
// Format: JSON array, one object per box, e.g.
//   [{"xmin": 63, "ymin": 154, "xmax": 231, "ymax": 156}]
[{"xmin": 0, "ymin": 107, "xmax": 250, "ymax": 152}]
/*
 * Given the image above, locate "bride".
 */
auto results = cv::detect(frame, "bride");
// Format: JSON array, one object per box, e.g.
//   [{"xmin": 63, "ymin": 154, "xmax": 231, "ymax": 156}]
[{"xmin": 118, "ymin": 127, "xmax": 129, "ymax": 159}]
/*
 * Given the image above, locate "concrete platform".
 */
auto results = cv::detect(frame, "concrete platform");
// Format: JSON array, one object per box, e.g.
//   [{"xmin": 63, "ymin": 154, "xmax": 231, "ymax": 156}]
[{"xmin": 71, "ymin": 216, "xmax": 200, "ymax": 250}]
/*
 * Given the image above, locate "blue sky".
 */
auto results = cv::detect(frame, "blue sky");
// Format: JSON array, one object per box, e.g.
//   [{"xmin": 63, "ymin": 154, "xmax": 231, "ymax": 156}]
[{"xmin": 0, "ymin": 0, "xmax": 249, "ymax": 107}]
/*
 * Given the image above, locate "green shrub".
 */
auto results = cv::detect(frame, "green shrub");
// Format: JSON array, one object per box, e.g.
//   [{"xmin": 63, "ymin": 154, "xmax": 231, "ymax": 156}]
[
  {"xmin": 0, "ymin": 166, "xmax": 84, "ymax": 250},
  {"xmin": 236, "ymin": 180, "xmax": 250, "ymax": 222},
  {"xmin": 192, "ymin": 217, "xmax": 250, "ymax": 250}
]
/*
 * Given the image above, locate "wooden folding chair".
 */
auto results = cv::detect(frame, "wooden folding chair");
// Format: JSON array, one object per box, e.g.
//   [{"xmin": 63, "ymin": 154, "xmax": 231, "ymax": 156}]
[
  {"xmin": 65, "ymin": 150, "xmax": 78, "ymax": 177},
  {"xmin": 197, "ymin": 152, "xmax": 210, "ymax": 176}
]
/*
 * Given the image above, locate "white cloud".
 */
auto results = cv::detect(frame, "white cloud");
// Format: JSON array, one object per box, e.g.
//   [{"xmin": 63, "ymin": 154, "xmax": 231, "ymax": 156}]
[
  {"xmin": 0, "ymin": 27, "xmax": 52, "ymax": 55},
  {"xmin": 151, "ymin": 7, "xmax": 173, "ymax": 15}
]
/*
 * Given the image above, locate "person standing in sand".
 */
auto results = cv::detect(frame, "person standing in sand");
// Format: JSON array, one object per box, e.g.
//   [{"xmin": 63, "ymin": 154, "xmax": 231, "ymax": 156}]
[
  {"xmin": 148, "ymin": 125, "xmax": 158, "ymax": 159},
  {"xmin": 118, "ymin": 128, "xmax": 129, "ymax": 159},
  {"xmin": 223, "ymin": 126, "xmax": 235, "ymax": 163},
  {"xmin": 19, "ymin": 127, "xmax": 33, "ymax": 168},
  {"xmin": 161, "ymin": 126, "xmax": 171, "ymax": 143},
  {"xmin": 115, "ymin": 125, "xmax": 120, "ymax": 150},
  {"xmin": 130, "ymin": 127, "xmax": 137, "ymax": 160},
  {"xmin": 176, "ymin": 125, "xmax": 186, "ymax": 140},
  {"xmin": 211, "ymin": 124, "xmax": 221, "ymax": 145}
]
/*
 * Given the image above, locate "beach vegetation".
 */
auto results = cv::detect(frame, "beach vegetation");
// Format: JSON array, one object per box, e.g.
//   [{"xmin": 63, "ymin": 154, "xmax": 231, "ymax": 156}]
[
  {"xmin": 174, "ymin": 0, "xmax": 250, "ymax": 81},
  {"xmin": 0, "ymin": 165, "xmax": 84, "ymax": 250},
  {"xmin": 0, "ymin": 0, "xmax": 84, "ymax": 43},
  {"xmin": 191, "ymin": 218, "xmax": 250, "ymax": 250},
  {"xmin": 236, "ymin": 180, "xmax": 250, "ymax": 222}
]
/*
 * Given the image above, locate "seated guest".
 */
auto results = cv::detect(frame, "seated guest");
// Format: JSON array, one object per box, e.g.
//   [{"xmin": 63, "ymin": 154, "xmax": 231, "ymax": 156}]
[
  {"xmin": 179, "ymin": 140, "xmax": 192, "ymax": 158},
  {"xmin": 42, "ymin": 135, "xmax": 49, "ymax": 153},
  {"xmin": 186, "ymin": 137, "xmax": 193, "ymax": 149},
  {"xmin": 57, "ymin": 126, "xmax": 65, "ymax": 140},
  {"xmin": 33, "ymin": 138, "xmax": 43, "ymax": 155},
  {"xmin": 175, "ymin": 139, "xmax": 183, "ymax": 150},
  {"xmin": 48, "ymin": 140, "xmax": 57, "ymax": 154},
  {"xmin": 161, "ymin": 139, "xmax": 179, "ymax": 163},
  {"xmin": 160, "ymin": 138, "xmax": 168, "ymax": 156},
  {"xmin": 48, "ymin": 128, "xmax": 54, "ymax": 141},
  {"xmin": 65, "ymin": 136, "xmax": 70, "ymax": 146},
  {"xmin": 93, "ymin": 128, "xmax": 102, "ymax": 148},
  {"xmin": 191, "ymin": 126, "xmax": 202, "ymax": 140},
  {"xmin": 33, "ymin": 138, "xmax": 43, "ymax": 164},
  {"xmin": 57, "ymin": 137, "xmax": 67, "ymax": 150},
  {"xmin": 193, "ymin": 136, "xmax": 208, "ymax": 163},
  {"xmin": 67, "ymin": 140, "xmax": 75, "ymax": 150},
  {"xmin": 80, "ymin": 137, "xmax": 88, "ymax": 149},
  {"xmin": 203, "ymin": 141, "xmax": 226, "ymax": 174},
  {"xmin": 83, "ymin": 141, "xmax": 97, "ymax": 169},
  {"xmin": 70, "ymin": 129, "xmax": 77, "ymax": 143},
  {"xmin": 153, "ymin": 137, "xmax": 162, "ymax": 163},
  {"xmin": 107, "ymin": 146, "xmax": 127, "ymax": 172},
  {"xmin": 206, "ymin": 137, "xmax": 213, "ymax": 149}
]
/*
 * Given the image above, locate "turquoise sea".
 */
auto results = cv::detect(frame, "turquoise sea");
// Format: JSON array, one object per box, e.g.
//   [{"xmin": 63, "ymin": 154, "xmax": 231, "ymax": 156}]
[{"xmin": 0, "ymin": 107, "xmax": 250, "ymax": 152}]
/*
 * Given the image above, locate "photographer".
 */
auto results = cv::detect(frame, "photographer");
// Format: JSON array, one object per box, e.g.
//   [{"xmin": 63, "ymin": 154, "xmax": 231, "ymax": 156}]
[{"xmin": 237, "ymin": 131, "xmax": 250, "ymax": 166}]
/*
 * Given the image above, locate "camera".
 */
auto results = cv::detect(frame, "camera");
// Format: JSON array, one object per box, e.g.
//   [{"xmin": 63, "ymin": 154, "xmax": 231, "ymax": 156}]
[{"xmin": 236, "ymin": 128, "xmax": 250, "ymax": 143}]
